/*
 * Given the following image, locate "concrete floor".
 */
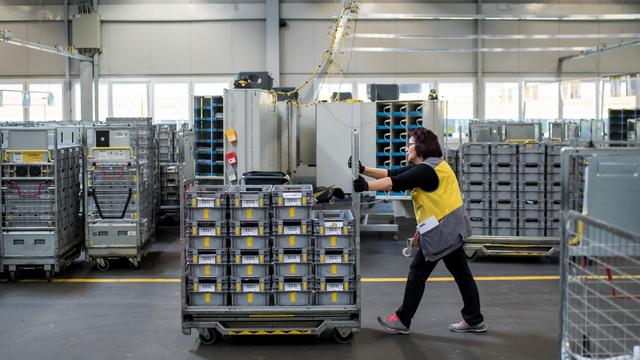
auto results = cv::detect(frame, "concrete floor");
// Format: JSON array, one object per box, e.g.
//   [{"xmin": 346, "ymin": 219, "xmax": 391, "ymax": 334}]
[{"xmin": 0, "ymin": 214, "xmax": 561, "ymax": 360}]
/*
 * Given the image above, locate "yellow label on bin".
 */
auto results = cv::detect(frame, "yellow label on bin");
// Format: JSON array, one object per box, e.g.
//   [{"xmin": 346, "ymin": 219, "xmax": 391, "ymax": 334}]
[
  {"xmin": 236, "ymin": 255, "xmax": 241, "ymax": 263},
  {"xmin": 331, "ymin": 292, "xmax": 337, "ymax": 303},
  {"xmin": 194, "ymin": 283, "xmax": 199, "ymax": 291},
  {"xmin": 235, "ymin": 198, "xmax": 240, "ymax": 207},
  {"xmin": 204, "ymin": 237, "xmax": 210, "ymax": 248},
  {"xmin": 236, "ymin": 283, "xmax": 241, "ymax": 292},
  {"xmin": 259, "ymin": 198, "xmax": 263, "ymax": 207},
  {"xmin": 319, "ymin": 226, "xmax": 325, "ymax": 235},
  {"xmin": 302, "ymin": 224, "xmax": 307, "ymax": 234},
  {"xmin": 217, "ymin": 283, "xmax": 222, "ymax": 292},
  {"xmin": 192, "ymin": 227, "xmax": 197, "ymax": 236},
  {"xmin": 193, "ymin": 255, "xmax": 197, "ymax": 263},
  {"xmin": 290, "ymin": 264, "xmax": 296, "ymax": 274},
  {"xmin": 343, "ymin": 254, "xmax": 348, "ymax": 263},
  {"xmin": 204, "ymin": 265, "xmax": 210, "ymax": 276},
  {"xmin": 133, "ymin": 175, "xmax": 137, "ymax": 182},
  {"xmin": 303, "ymin": 254, "xmax": 307, "ymax": 262},
  {"xmin": 302, "ymin": 197, "xmax": 307, "ymax": 206},
  {"xmin": 247, "ymin": 265, "xmax": 253, "ymax": 275},
  {"xmin": 248, "ymin": 293, "xmax": 253, "ymax": 303},
  {"xmin": 290, "ymin": 293, "xmax": 297, "ymax": 303},
  {"xmin": 331, "ymin": 264, "xmax": 337, "ymax": 274},
  {"xmin": 279, "ymin": 283, "xmax": 284, "ymax": 291},
  {"xmin": 192, "ymin": 198, "xmax": 196, "ymax": 207},
  {"xmin": 247, "ymin": 209, "xmax": 253, "ymax": 219},
  {"xmin": 321, "ymin": 283, "xmax": 325, "ymax": 291},
  {"xmin": 205, "ymin": 293, "xmax": 211, "ymax": 304},
  {"xmin": 133, "ymin": 212, "xmax": 139, "ymax": 220},
  {"xmin": 278, "ymin": 196, "xmax": 283, "ymax": 205},
  {"xmin": 279, "ymin": 254, "xmax": 283, "ymax": 262},
  {"xmin": 343, "ymin": 226, "xmax": 348, "ymax": 234},
  {"xmin": 247, "ymin": 237, "xmax": 253, "ymax": 248},
  {"xmin": 289, "ymin": 236, "xmax": 295, "ymax": 246},
  {"xmin": 259, "ymin": 227, "xmax": 264, "ymax": 236},
  {"xmin": 259, "ymin": 255, "xmax": 264, "ymax": 263},
  {"xmin": 331, "ymin": 236, "xmax": 337, "ymax": 247},
  {"xmin": 216, "ymin": 227, "xmax": 221, "ymax": 236},
  {"xmin": 217, "ymin": 255, "xmax": 221, "ymax": 263},
  {"xmin": 278, "ymin": 225, "xmax": 283, "ymax": 234},
  {"xmin": 289, "ymin": 208, "xmax": 295, "ymax": 218},
  {"xmin": 215, "ymin": 198, "xmax": 220, "ymax": 207},
  {"xmin": 203, "ymin": 209, "xmax": 209, "ymax": 219},
  {"xmin": 22, "ymin": 151, "xmax": 44, "ymax": 163},
  {"xmin": 320, "ymin": 255, "xmax": 325, "ymax": 263},
  {"xmin": 260, "ymin": 283, "xmax": 264, "ymax": 291},
  {"xmin": 235, "ymin": 227, "xmax": 240, "ymax": 236},
  {"xmin": 303, "ymin": 282, "xmax": 308, "ymax": 291},
  {"xmin": 344, "ymin": 282, "xmax": 349, "ymax": 291}
]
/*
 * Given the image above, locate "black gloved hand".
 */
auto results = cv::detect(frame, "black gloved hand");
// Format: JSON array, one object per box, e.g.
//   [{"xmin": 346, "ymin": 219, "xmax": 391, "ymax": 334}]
[
  {"xmin": 352, "ymin": 176, "xmax": 368, "ymax": 192},
  {"xmin": 348, "ymin": 156, "xmax": 365, "ymax": 174}
]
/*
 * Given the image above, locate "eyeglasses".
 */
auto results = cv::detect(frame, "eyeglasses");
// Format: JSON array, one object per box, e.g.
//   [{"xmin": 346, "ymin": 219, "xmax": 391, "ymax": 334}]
[{"xmin": 408, "ymin": 142, "xmax": 416, "ymax": 147}]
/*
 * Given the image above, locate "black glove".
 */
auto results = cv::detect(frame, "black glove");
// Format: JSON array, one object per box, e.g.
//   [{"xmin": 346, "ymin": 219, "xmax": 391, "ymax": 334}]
[
  {"xmin": 352, "ymin": 176, "xmax": 368, "ymax": 192},
  {"xmin": 348, "ymin": 156, "xmax": 365, "ymax": 174}
]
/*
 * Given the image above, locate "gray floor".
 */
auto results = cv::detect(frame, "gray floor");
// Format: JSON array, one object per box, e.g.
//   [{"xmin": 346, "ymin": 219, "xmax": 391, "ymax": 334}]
[{"xmin": 0, "ymin": 214, "xmax": 561, "ymax": 360}]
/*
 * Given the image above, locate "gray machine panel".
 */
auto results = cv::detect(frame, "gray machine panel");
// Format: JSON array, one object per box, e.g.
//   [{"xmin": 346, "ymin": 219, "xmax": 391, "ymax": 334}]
[{"xmin": 316, "ymin": 102, "xmax": 376, "ymax": 193}]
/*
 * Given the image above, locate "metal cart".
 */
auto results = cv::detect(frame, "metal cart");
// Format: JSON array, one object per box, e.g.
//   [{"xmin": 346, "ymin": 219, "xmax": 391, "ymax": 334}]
[{"xmin": 560, "ymin": 147, "xmax": 640, "ymax": 359}]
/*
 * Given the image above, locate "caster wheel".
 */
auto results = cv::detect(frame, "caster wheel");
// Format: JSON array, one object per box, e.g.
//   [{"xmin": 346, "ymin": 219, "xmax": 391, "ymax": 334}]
[
  {"xmin": 128, "ymin": 260, "xmax": 140, "ymax": 270},
  {"xmin": 333, "ymin": 328, "xmax": 354, "ymax": 344},
  {"xmin": 329, "ymin": 198, "xmax": 336, "ymax": 205},
  {"xmin": 45, "ymin": 270, "xmax": 52, "ymax": 282},
  {"xmin": 9, "ymin": 271, "xmax": 16, "ymax": 282},
  {"xmin": 96, "ymin": 259, "xmax": 110, "ymax": 272},
  {"xmin": 402, "ymin": 247, "xmax": 414, "ymax": 257},
  {"xmin": 199, "ymin": 329, "xmax": 218, "ymax": 345}
]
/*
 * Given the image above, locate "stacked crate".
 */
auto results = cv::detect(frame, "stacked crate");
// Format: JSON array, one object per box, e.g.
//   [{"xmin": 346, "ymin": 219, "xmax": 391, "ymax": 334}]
[
  {"xmin": 460, "ymin": 144, "xmax": 491, "ymax": 235},
  {"xmin": 490, "ymin": 144, "xmax": 519, "ymax": 236},
  {"xmin": 270, "ymin": 185, "xmax": 314, "ymax": 306},
  {"xmin": 85, "ymin": 118, "xmax": 156, "ymax": 269},
  {"xmin": 313, "ymin": 210, "xmax": 356, "ymax": 306},
  {"xmin": 0, "ymin": 126, "xmax": 84, "ymax": 280},
  {"xmin": 186, "ymin": 185, "xmax": 230, "ymax": 307},
  {"xmin": 228, "ymin": 185, "xmax": 272, "ymax": 306},
  {"xmin": 545, "ymin": 143, "xmax": 565, "ymax": 237},
  {"xmin": 156, "ymin": 124, "xmax": 180, "ymax": 211},
  {"xmin": 518, "ymin": 143, "xmax": 546, "ymax": 236}
]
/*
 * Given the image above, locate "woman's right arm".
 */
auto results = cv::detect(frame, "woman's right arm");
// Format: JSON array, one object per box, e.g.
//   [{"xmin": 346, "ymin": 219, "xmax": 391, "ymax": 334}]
[{"xmin": 362, "ymin": 167, "xmax": 389, "ymax": 179}]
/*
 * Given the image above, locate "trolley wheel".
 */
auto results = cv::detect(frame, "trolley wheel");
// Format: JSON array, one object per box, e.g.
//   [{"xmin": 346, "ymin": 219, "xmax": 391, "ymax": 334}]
[
  {"xmin": 199, "ymin": 328, "xmax": 218, "ymax": 345},
  {"xmin": 332, "ymin": 328, "xmax": 354, "ymax": 344},
  {"xmin": 96, "ymin": 259, "xmax": 110, "ymax": 272},
  {"xmin": 9, "ymin": 271, "xmax": 16, "ymax": 282},
  {"xmin": 465, "ymin": 251, "xmax": 479, "ymax": 261},
  {"xmin": 128, "ymin": 259, "xmax": 140, "ymax": 270},
  {"xmin": 44, "ymin": 270, "xmax": 52, "ymax": 282}
]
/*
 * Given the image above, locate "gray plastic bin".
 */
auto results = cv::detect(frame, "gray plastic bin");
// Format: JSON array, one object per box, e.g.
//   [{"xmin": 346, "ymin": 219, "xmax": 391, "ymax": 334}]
[
  {"xmin": 187, "ymin": 250, "xmax": 228, "ymax": 278},
  {"xmin": 271, "ymin": 185, "xmax": 314, "ymax": 220},
  {"xmin": 230, "ymin": 249, "xmax": 270, "ymax": 277},
  {"xmin": 189, "ymin": 235, "xmax": 226, "ymax": 250},
  {"xmin": 188, "ymin": 280, "xmax": 228, "ymax": 306},
  {"xmin": 315, "ymin": 277, "xmax": 356, "ymax": 306},
  {"xmin": 272, "ymin": 276, "xmax": 313, "ymax": 306},
  {"xmin": 230, "ymin": 277, "xmax": 270, "ymax": 306},
  {"xmin": 228, "ymin": 185, "xmax": 272, "ymax": 221},
  {"xmin": 189, "ymin": 221, "xmax": 226, "ymax": 237}
]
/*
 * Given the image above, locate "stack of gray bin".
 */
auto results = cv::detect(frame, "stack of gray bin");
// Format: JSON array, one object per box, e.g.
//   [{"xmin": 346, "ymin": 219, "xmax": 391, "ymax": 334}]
[
  {"xmin": 545, "ymin": 143, "xmax": 565, "ymax": 237},
  {"xmin": 0, "ymin": 126, "xmax": 83, "ymax": 281},
  {"xmin": 85, "ymin": 118, "xmax": 156, "ymax": 270},
  {"xmin": 313, "ymin": 209, "xmax": 356, "ymax": 306},
  {"xmin": 156, "ymin": 124, "xmax": 180, "ymax": 212},
  {"xmin": 460, "ymin": 144, "xmax": 491, "ymax": 235},
  {"xmin": 270, "ymin": 184, "xmax": 314, "ymax": 306},
  {"xmin": 185, "ymin": 184, "xmax": 230, "ymax": 307},
  {"xmin": 490, "ymin": 143, "xmax": 518, "ymax": 236},
  {"xmin": 518, "ymin": 143, "xmax": 546, "ymax": 236},
  {"xmin": 228, "ymin": 185, "xmax": 272, "ymax": 306}
]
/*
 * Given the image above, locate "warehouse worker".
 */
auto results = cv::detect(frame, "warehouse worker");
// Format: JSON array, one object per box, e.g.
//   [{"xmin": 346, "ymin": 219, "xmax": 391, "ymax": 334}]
[{"xmin": 350, "ymin": 128, "xmax": 487, "ymax": 334}]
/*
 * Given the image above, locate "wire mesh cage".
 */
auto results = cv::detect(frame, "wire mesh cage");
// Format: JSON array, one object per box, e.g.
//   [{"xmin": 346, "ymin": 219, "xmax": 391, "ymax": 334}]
[{"xmin": 561, "ymin": 213, "xmax": 640, "ymax": 359}]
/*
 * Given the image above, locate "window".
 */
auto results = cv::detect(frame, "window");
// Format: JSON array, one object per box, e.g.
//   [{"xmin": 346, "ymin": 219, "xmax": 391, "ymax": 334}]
[
  {"xmin": 602, "ymin": 80, "xmax": 637, "ymax": 117},
  {"xmin": 562, "ymin": 81, "xmax": 596, "ymax": 120},
  {"xmin": 73, "ymin": 81, "xmax": 109, "ymax": 121},
  {"xmin": 154, "ymin": 83, "xmax": 188, "ymax": 122},
  {"xmin": 485, "ymin": 82, "xmax": 519, "ymax": 120},
  {"xmin": 194, "ymin": 83, "xmax": 228, "ymax": 97},
  {"xmin": 524, "ymin": 82, "xmax": 559, "ymax": 121},
  {"xmin": 0, "ymin": 84, "xmax": 24, "ymax": 122},
  {"xmin": 318, "ymin": 82, "xmax": 353, "ymax": 102},
  {"xmin": 439, "ymin": 82, "xmax": 474, "ymax": 120},
  {"xmin": 28, "ymin": 83, "xmax": 63, "ymax": 121},
  {"xmin": 112, "ymin": 83, "xmax": 148, "ymax": 118},
  {"xmin": 399, "ymin": 83, "xmax": 431, "ymax": 101}
]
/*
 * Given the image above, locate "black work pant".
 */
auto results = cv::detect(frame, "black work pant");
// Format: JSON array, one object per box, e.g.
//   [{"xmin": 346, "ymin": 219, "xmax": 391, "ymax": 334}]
[{"xmin": 395, "ymin": 245, "xmax": 484, "ymax": 328}]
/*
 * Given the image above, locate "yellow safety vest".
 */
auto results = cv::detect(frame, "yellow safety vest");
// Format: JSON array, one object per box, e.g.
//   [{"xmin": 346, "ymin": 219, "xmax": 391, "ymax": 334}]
[{"xmin": 411, "ymin": 159, "xmax": 463, "ymax": 224}]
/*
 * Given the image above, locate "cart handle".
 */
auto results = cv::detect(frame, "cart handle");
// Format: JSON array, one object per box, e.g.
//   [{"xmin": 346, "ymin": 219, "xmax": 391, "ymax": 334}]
[
  {"xmin": 88, "ymin": 147, "xmax": 136, "ymax": 160},
  {"xmin": 10, "ymin": 181, "xmax": 47, "ymax": 197},
  {"xmin": 2, "ymin": 150, "xmax": 53, "ymax": 163},
  {"xmin": 91, "ymin": 188, "xmax": 133, "ymax": 219},
  {"xmin": 94, "ymin": 163, "xmax": 129, "ymax": 179}
]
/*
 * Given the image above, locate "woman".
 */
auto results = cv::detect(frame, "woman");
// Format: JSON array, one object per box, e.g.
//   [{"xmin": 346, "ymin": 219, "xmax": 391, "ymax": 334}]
[{"xmin": 351, "ymin": 128, "xmax": 487, "ymax": 334}]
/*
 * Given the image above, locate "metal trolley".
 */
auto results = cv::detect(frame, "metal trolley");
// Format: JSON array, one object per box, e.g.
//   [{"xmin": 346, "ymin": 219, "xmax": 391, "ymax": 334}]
[
  {"xmin": 179, "ymin": 131, "xmax": 362, "ymax": 345},
  {"xmin": 560, "ymin": 147, "xmax": 640, "ymax": 359}
]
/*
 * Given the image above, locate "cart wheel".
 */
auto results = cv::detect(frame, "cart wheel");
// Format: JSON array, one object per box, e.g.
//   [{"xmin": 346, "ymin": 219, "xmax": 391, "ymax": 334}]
[
  {"xmin": 96, "ymin": 259, "xmax": 110, "ymax": 272},
  {"xmin": 45, "ymin": 270, "xmax": 52, "ymax": 282},
  {"xmin": 465, "ymin": 251, "xmax": 479, "ymax": 261},
  {"xmin": 199, "ymin": 329, "xmax": 218, "ymax": 345},
  {"xmin": 333, "ymin": 328, "xmax": 354, "ymax": 344},
  {"xmin": 9, "ymin": 271, "xmax": 16, "ymax": 282},
  {"xmin": 128, "ymin": 259, "xmax": 140, "ymax": 270}
]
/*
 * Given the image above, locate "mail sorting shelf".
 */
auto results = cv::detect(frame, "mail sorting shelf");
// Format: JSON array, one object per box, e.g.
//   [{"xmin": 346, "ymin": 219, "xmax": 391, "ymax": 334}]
[
  {"xmin": 374, "ymin": 101, "xmax": 424, "ymax": 198},
  {"xmin": 85, "ymin": 123, "xmax": 156, "ymax": 271},
  {"xmin": 0, "ymin": 126, "xmax": 84, "ymax": 281},
  {"xmin": 194, "ymin": 96, "xmax": 224, "ymax": 178}
]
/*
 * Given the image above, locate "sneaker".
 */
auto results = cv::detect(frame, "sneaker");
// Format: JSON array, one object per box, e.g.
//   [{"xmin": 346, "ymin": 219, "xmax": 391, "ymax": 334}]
[
  {"xmin": 377, "ymin": 313, "xmax": 410, "ymax": 334},
  {"xmin": 448, "ymin": 320, "xmax": 488, "ymax": 333}
]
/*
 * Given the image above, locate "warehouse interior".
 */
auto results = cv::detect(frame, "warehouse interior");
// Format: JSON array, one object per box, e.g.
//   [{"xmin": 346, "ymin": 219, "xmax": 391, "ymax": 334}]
[{"xmin": 0, "ymin": 0, "xmax": 639, "ymax": 359}]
